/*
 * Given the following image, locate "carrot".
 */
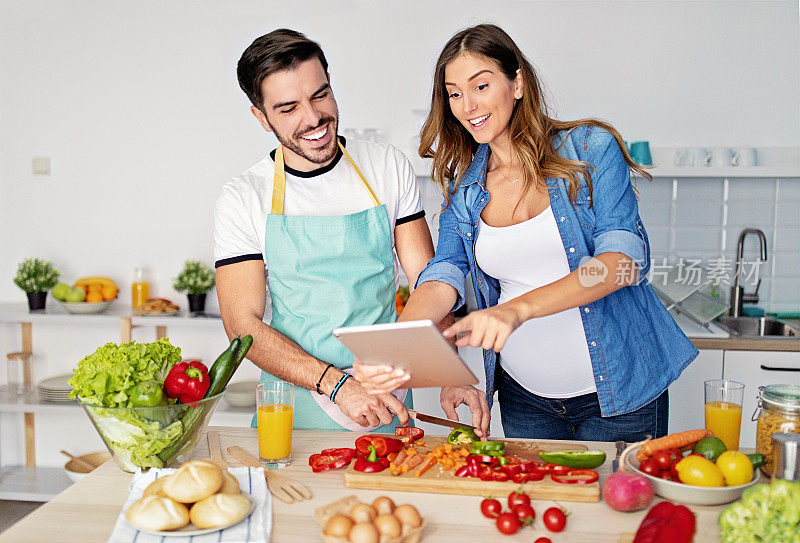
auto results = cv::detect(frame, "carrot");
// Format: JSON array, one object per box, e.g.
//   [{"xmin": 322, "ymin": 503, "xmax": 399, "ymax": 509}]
[
  {"xmin": 458, "ymin": 447, "xmax": 469, "ymax": 457},
  {"xmin": 387, "ymin": 452, "xmax": 398, "ymax": 463},
  {"xmin": 636, "ymin": 429, "xmax": 712, "ymax": 462},
  {"xmin": 416, "ymin": 441, "xmax": 425, "ymax": 446},
  {"xmin": 405, "ymin": 454, "xmax": 424, "ymax": 470},
  {"xmin": 414, "ymin": 455, "xmax": 437, "ymax": 477},
  {"xmin": 406, "ymin": 448, "xmax": 418, "ymax": 457},
  {"xmin": 393, "ymin": 449, "xmax": 407, "ymax": 466}
]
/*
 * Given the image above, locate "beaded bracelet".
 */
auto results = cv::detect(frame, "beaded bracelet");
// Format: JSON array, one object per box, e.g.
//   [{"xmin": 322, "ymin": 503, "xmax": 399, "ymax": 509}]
[
  {"xmin": 315, "ymin": 363, "xmax": 335, "ymax": 395},
  {"xmin": 329, "ymin": 373, "xmax": 351, "ymax": 403}
]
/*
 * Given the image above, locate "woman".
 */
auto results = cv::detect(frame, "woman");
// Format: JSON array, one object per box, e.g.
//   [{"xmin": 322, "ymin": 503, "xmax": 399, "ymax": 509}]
[{"xmin": 356, "ymin": 24, "xmax": 698, "ymax": 442}]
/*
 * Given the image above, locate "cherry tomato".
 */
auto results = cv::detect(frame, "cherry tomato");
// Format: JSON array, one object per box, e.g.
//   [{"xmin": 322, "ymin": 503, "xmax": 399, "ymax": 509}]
[
  {"xmin": 669, "ymin": 457, "xmax": 681, "ymax": 479},
  {"xmin": 542, "ymin": 507, "xmax": 567, "ymax": 533},
  {"xmin": 659, "ymin": 470, "xmax": 676, "ymax": 481},
  {"xmin": 666, "ymin": 447, "xmax": 682, "ymax": 460},
  {"xmin": 480, "ymin": 498, "xmax": 502, "ymax": 519},
  {"xmin": 652, "ymin": 450, "xmax": 673, "ymax": 470},
  {"xmin": 534, "ymin": 538, "xmax": 553, "ymax": 543},
  {"xmin": 496, "ymin": 512, "xmax": 520, "ymax": 535},
  {"xmin": 639, "ymin": 459, "xmax": 661, "ymax": 476},
  {"xmin": 508, "ymin": 490, "xmax": 531, "ymax": 509},
  {"xmin": 512, "ymin": 503, "xmax": 536, "ymax": 524}
]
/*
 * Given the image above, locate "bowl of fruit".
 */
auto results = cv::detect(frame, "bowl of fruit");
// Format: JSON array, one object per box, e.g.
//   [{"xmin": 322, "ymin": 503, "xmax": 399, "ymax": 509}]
[
  {"xmin": 52, "ymin": 277, "xmax": 118, "ymax": 314},
  {"xmin": 622, "ymin": 430, "xmax": 762, "ymax": 505}
]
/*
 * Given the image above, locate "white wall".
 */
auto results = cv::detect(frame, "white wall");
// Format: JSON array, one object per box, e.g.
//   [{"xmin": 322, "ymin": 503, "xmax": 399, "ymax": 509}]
[{"xmin": 1, "ymin": 1, "xmax": 799, "ymax": 467}]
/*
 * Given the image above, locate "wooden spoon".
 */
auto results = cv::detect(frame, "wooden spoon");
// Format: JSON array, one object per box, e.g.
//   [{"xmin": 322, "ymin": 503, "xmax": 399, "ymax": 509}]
[{"xmin": 60, "ymin": 450, "xmax": 97, "ymax": 472}]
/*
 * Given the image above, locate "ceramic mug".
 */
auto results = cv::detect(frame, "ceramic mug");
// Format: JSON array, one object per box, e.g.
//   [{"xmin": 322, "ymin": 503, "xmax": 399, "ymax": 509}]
[
  {"xmin": 629, "ymin": 141, "xmax": 652, "ymax": 166},
  {"xmin": 683, "ymin": 147, "xmax": 711, "ymax": 167},
  {"xmin": 709, "ymin": 147, "xmax": 734, "ymax": 167},
  {"xmin": 732, "ymin": 147, "xmax": 758, "ymax": 167}
]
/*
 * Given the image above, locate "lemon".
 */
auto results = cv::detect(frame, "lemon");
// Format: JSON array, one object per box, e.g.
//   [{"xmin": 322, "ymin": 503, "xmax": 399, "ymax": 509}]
[
  {"xmin": 715, "ymin": 451, "xmax": 754, "ymax": 486},
  {"xmin": 675, "ymin": 455, "xmax": 725, "ymax": 487}
]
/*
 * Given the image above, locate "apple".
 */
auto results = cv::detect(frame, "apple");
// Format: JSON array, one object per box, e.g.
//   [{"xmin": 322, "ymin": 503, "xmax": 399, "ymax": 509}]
[
  {"xmin": 52, "ymin": 282, "xmax": 70, "ymax": 301},
  {"xmin": 65, "ymin": 287, "xmax": 86, "ymax": 303}
]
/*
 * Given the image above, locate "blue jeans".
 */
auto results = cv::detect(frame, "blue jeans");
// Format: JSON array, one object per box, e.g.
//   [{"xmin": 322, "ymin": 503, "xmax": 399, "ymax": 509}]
[{"xmin": 496, "ymin": 365, "xmax": 668, "ymax": 442}]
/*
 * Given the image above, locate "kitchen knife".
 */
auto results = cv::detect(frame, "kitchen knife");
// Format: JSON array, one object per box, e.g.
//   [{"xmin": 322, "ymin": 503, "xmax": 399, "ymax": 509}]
[
  {"xmin": 611, "ymin": 440, "xmax": 626, "ymax": 472},
  {"xmin": 407, "ymin": 409, "xmax": 477, "ymax": 431}
]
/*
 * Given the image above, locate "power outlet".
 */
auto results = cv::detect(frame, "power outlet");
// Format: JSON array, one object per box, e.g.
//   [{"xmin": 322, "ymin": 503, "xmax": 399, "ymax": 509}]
[{"xmin": 32, "ymin": 157, "xmax": 51, "ymax": 175}]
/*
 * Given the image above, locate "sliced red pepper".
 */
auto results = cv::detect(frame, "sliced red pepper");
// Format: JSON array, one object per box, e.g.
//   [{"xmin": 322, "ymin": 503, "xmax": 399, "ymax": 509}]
[
  {"xmin": 395, "ymin": 426, "xmax": 424, "ymax": 443},
  {"xmin": 518, "ymin": 461, "xmax": 541, "ymax": 473},
  {"xmin": 454, "ymin": 465, "xmax": 471, "ymax": 478},
  {"xmin": 551, "ymin": 469, "xmax": 599, "ymax": 484},
  {"xmin": 353, "ymin": 445, "xmax": 389, "ymax": 473},
  {"xmin": 354, "ymin": 435, "xmax": 403, "ymax": 457},
  {"xmin": 308, "ymin": 453, "xmax": 352, "ymax": 473},
  {"xmin": 502, "ymin": 456, "xmax": 521, "ymax": 464},
  {"xmin": 543, "ymin": 462, "xmax": 571, "ymax": 475},
  {"xmin": 467, "ymin": 455, "xmax": 499, "ymax": 467},
  {"xmin": 492, "ymin": 470, "xmax": 510, "ymax": 482},
  {"xmin": 478, "ymin": 465, "xmax": 495, "ymax": 481},
  {"xmin": 511, "ymin": 472, "xmax": 529, "ymax": 484},
  {"xmin": 320, "ymin": 448, "xmax": 356, "ymax": 459}
]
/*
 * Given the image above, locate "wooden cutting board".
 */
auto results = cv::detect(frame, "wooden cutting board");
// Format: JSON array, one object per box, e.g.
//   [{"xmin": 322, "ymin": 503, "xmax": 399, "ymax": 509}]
[{"xmin": 344, "ymin": 436, "xmax": 600, "ymax": 502}]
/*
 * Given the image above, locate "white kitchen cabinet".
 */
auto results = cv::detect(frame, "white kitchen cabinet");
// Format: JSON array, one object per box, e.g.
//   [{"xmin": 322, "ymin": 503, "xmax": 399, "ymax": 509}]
[
  {"xmin": 723, "ymin": 350, "xmax": 800, "ymax": 448},
  {"xmin": 668, "ymin": 350, "xmax": 724, "ymax": 434}
]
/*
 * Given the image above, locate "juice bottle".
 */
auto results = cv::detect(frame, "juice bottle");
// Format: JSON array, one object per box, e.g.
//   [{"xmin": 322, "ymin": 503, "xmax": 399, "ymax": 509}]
[
  {"xmin": 257, "ymin": 404, "xmax": 294, "ymax": 460},
  {"xmin": 705, "ymin": 401, "xmax": 743, "ymax": 451},
  {"xmin": 131, "ymin": 267, "xmax": 150, "ymax": 310}
]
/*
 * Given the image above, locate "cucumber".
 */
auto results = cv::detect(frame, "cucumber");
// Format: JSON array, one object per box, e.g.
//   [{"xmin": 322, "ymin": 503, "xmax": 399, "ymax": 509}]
[{"xmin": 205, "ymin": 336, "xmax": 240, "ymax": 398}]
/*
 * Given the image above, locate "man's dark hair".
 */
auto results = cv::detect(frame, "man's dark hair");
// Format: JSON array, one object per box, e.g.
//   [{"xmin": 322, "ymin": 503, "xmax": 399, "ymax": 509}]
[{"xmin": 237, "ymin": 28, "xmax": 328, "ymax": 113}]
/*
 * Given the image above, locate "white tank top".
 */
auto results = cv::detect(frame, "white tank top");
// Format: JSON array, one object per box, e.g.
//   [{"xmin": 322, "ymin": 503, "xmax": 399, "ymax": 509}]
[{"xmin": 474, "ymin": 205, "xmax": 596, "ymax": 398}]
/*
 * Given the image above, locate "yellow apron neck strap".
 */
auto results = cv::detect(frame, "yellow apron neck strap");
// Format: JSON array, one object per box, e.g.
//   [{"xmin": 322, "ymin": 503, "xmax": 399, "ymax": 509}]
[{"xmin": 271, "ymin": 140, "xmax": 380, "ymax": 215}]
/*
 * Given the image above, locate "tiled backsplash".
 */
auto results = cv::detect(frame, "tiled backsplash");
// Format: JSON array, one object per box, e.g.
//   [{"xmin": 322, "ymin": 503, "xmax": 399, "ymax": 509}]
[{"xmin": 417, "ymin": 176, "xmax": 800, "ymax": 313}]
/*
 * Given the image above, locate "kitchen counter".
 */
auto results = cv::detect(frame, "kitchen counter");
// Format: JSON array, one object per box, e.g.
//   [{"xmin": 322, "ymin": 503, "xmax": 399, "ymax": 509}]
[{"xmin": 0, "ymin": 426, "xmax": 756, "ymax": 542}]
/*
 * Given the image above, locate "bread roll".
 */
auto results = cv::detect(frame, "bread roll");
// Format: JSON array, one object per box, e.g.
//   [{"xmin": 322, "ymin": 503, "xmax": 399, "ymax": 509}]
[
  {"xmin": 125, "ymin": 495, "xmax": 189, "ymax": 531},
  {"xmin": 142, "ymin": 475, "xmax": 172, "ymax": 498},
  {"xmin": 219, "ymin": 470, "xmax": 240, "ymax": 494},
  {"xmin": 189, "ymin": 493, "xmax": 251, "ymax": 529},
  {"xmin": 164, "ymin": 460, "xmax": 223, "ymax": 503}
]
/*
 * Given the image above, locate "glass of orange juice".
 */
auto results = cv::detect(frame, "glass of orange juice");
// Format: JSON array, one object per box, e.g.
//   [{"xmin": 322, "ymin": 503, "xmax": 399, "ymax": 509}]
[
  {"xmin": 256, "ymin": 382, "xmax": 294, "ymax": 468},
  {"xmin": 704, "ymin": 379, "xmax": 745, "ymax": 451}
]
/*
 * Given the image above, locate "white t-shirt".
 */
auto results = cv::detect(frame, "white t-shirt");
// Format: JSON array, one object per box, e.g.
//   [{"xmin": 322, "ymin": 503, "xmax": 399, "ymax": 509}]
[
  {"xmin": 213, "ymin": 138, "xmax": 424, "ymax": 286},
  {"xmin": 474, "ymin": 206, "xmax": 597, "ymax": 399}
]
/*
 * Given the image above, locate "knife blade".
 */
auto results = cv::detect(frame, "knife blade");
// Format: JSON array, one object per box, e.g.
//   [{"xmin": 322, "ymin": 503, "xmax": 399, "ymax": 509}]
[
  {"xmin": 407, "ymin": 409, "xmax": 477, "ymax": 431},
  {"xmin": 611, "ymin": 440, "xmax": 626, "ymax": 472}
]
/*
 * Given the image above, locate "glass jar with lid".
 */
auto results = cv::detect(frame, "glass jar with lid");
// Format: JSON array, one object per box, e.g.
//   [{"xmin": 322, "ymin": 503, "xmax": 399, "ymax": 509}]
[{"xmin": 754, "ymin": 384, "xmax": 800, "ymax": 475}]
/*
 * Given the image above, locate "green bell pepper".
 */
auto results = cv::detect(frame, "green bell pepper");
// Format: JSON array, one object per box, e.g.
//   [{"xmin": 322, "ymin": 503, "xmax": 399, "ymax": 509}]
[
  {"xmin": 447, "ymin": 427, "xmax": 479, "ymax": 445},
  {"xmin": 469, "ymin": 440, "xmax": 505, "ymax": 456}
]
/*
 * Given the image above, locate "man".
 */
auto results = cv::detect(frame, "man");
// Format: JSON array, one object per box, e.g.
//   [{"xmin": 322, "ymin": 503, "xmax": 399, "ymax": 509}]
[{"xmin": 214, "ymin": 29, "xmax": 488, "ymax": 433}]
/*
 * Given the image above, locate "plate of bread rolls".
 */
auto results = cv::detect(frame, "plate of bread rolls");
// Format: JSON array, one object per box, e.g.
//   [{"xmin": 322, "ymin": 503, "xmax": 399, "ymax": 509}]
[{"xmin": 124, "ymin": 460, "xmax": 256, "ymax": 536}]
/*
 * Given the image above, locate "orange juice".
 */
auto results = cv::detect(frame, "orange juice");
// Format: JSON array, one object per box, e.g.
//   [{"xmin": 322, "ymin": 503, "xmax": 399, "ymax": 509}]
[
  {"xmin": 705, "ymin": 401, "xmax": 743, "ymax": 451},
  {"xmin": 131, "ymin": 281, "xmax": 149, "ymax": 309},
  {"xmin": 257, "ymin": 404, "xmax": 293, "ymax": 460}
]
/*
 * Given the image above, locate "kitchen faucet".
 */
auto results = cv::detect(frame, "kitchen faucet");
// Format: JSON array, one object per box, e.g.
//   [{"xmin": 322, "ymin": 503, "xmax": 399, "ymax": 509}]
[{"xmin": 729, "ymin": 228, "xmax": 767, "ymax": 318}]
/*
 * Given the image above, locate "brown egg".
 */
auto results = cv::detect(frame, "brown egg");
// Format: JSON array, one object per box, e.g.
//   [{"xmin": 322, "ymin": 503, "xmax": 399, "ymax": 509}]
[
  {"xmin": 373, "ymin": 513, "xmax": 402, "ymax": 537},
  {"xmin": 349, "ymin": 503, "xmax": 377, "ymax": 524},
  {"xmin": 371, "ymin": 496, "xmax": 395, "ymax": 516},
  {"xmin": 348, "ymin": 522, "xmax": 379, "ymax": 543},
  {"xmin": 393, "ymin": 504, "xmax": 422, "ymax": 528},
  {"xmin": 324, "ymin": 514, "xmax": 354, "ymax": 537}
]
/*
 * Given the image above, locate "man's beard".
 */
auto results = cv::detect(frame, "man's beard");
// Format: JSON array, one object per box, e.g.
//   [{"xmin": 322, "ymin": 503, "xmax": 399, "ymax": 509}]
[{"xmin": 268, "ymin": 113, "xmax": 339, "ymax": 165}]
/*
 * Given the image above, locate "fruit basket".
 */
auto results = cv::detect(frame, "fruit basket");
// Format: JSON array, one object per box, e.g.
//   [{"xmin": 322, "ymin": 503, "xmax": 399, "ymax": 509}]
[{"xmin": 623, "ymin": 444, "xmax": 760, "ymax": 505}]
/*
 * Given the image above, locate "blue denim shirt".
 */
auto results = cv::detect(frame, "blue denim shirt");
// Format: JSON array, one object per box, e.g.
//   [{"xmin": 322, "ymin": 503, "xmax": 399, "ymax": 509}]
[{"xmin": 417, "ymin": 125, "xmax": 698, "ymax": 417}]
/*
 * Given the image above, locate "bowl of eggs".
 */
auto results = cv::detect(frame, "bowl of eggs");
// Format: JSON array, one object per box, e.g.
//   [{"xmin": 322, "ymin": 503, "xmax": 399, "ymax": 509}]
[{"xmin": 314, "ymin": 495, "xmax": 425, "ymax": 543}]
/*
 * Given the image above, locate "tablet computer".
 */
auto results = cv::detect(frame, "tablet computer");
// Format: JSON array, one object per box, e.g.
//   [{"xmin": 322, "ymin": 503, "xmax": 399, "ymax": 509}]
[{"xmin": 332, "ymin": 319, "xmax": 479, "ymax": 389}]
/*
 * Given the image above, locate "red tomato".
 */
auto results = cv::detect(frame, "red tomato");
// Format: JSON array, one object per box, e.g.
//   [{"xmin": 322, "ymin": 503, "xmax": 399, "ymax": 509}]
[
  {"xmin": 496, "ymin": 512, "xmax": 520, "ymax": 535},
  {"xmin": 639, "ymin": 459, "xmax": 661, "ymax": 476},
  {"xmin": 508, "ymin": 491, "xmax": 531, "ymax": 509},
  {"xmin": 534, "ymin": 538, "xmax": 553, "ymax": 543},
  {"xmin": 669, "ymin": 457, "xmax": 681, "ymax": 479},
  {"xmin": 512, "ymin": 503, "xmax": 536, "ymax": 524},
  {"xmin": 480, "ymin": 498, "xmax": 502, "ymax": 519},
  {"xmin": 666, "ymin": 447, "xmax": 682, "ymax": 459},
  {"xmin": 543, "ymin": 507, "xmax": 567, "ymax": 533},
  {"xmin": 652, "ymin": 450, "xmax": 673, "ymax": 470},
  {"xmin": 659, "ymin": 470, "xmax": 676, "ymax": 481}
]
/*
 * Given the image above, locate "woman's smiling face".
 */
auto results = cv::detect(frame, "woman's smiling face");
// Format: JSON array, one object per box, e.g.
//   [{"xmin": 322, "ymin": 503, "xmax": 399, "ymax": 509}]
[{"xmin": 444, "ymin": 52, "xmax": 522, "ymax": 145}]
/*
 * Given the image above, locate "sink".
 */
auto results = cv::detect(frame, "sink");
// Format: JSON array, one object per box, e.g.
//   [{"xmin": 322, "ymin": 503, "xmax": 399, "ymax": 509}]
[{"xmin": 717, "ymin": 316, "xmax": 800, "ymax": 338}]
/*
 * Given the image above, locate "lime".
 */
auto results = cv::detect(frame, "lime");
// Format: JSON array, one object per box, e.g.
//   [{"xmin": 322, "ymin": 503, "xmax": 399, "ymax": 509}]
[
  {"xmin": 746, "ymin": 453, "xmax": 766, "ymax": 470},
  {"xmin": 538, "ymin": 450, "xmax": 607, "ymax": 469},
  {"xmin": 692, "ymin": 436, "xmax": 727, "ymax": 462}
]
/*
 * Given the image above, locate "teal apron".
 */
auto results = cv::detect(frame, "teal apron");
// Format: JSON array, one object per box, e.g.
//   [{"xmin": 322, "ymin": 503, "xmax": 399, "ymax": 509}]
[{"xmin": 257, "ymin": 140, "xmax": 412, "ymax": 431}]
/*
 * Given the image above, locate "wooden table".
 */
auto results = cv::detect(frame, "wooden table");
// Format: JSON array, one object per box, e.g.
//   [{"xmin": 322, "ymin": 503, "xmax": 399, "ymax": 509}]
[{"xmin": 0, "ymin": 427, "xmax": 743, "ymax": 542}]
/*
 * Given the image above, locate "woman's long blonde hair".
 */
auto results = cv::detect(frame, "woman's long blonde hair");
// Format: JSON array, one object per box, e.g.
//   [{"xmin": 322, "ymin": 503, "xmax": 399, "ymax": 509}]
[{"xmin": 419, "ymin": 24, "xmax": 650, "ymax": 206}]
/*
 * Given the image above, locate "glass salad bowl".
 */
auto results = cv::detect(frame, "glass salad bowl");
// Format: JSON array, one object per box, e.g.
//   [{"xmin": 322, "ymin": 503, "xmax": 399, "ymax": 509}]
[{"xmin": 80, "ymin": 393, "xmax": 223, "ymax": 472}]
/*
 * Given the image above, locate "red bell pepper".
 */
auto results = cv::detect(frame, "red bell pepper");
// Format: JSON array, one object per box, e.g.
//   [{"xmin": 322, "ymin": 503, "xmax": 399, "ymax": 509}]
[
  {"xmin": 543, "ymin": 462, "xmax": 571, "ymax": 475},
  {"xmin": 395, "ymin": 426, "xmax": 424, "ymax": 443},
  {"xmin": 354, "ymin": 435, "xmax": 403, "ymax": 457},
  {"xmin": 163, "ymin": 361, "xmax": 210, "ymax": 403},
  {"xmin": 633, "ymin": 502, "xmax": 696, "ymax": 543},
  {"xmin": 353, "ymin": 445, "xmax": 390, "ymax": 473},
  {"xmin": 308, "ymin": 448, "xmax": 355, "ymax": 473},
  {"xmin": 551, "ymin": 469, "xmax": 599, "ymax": 484}
]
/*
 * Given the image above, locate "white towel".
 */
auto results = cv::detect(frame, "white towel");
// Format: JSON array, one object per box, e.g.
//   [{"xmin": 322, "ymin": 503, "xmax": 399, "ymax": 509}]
[{"xmin": 107, "ymin": 467, "xmax": 272, "ymax": 543}]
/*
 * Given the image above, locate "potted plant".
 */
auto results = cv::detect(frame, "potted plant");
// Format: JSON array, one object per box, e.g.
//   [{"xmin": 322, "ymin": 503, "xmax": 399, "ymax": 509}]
[
  {"xmin": 173, "ymin": 260, "xmax": 215, "ymax": 312},
  {"xmin": 13, "ymin": 258, "xmax": 60, "ymax": 311}
]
